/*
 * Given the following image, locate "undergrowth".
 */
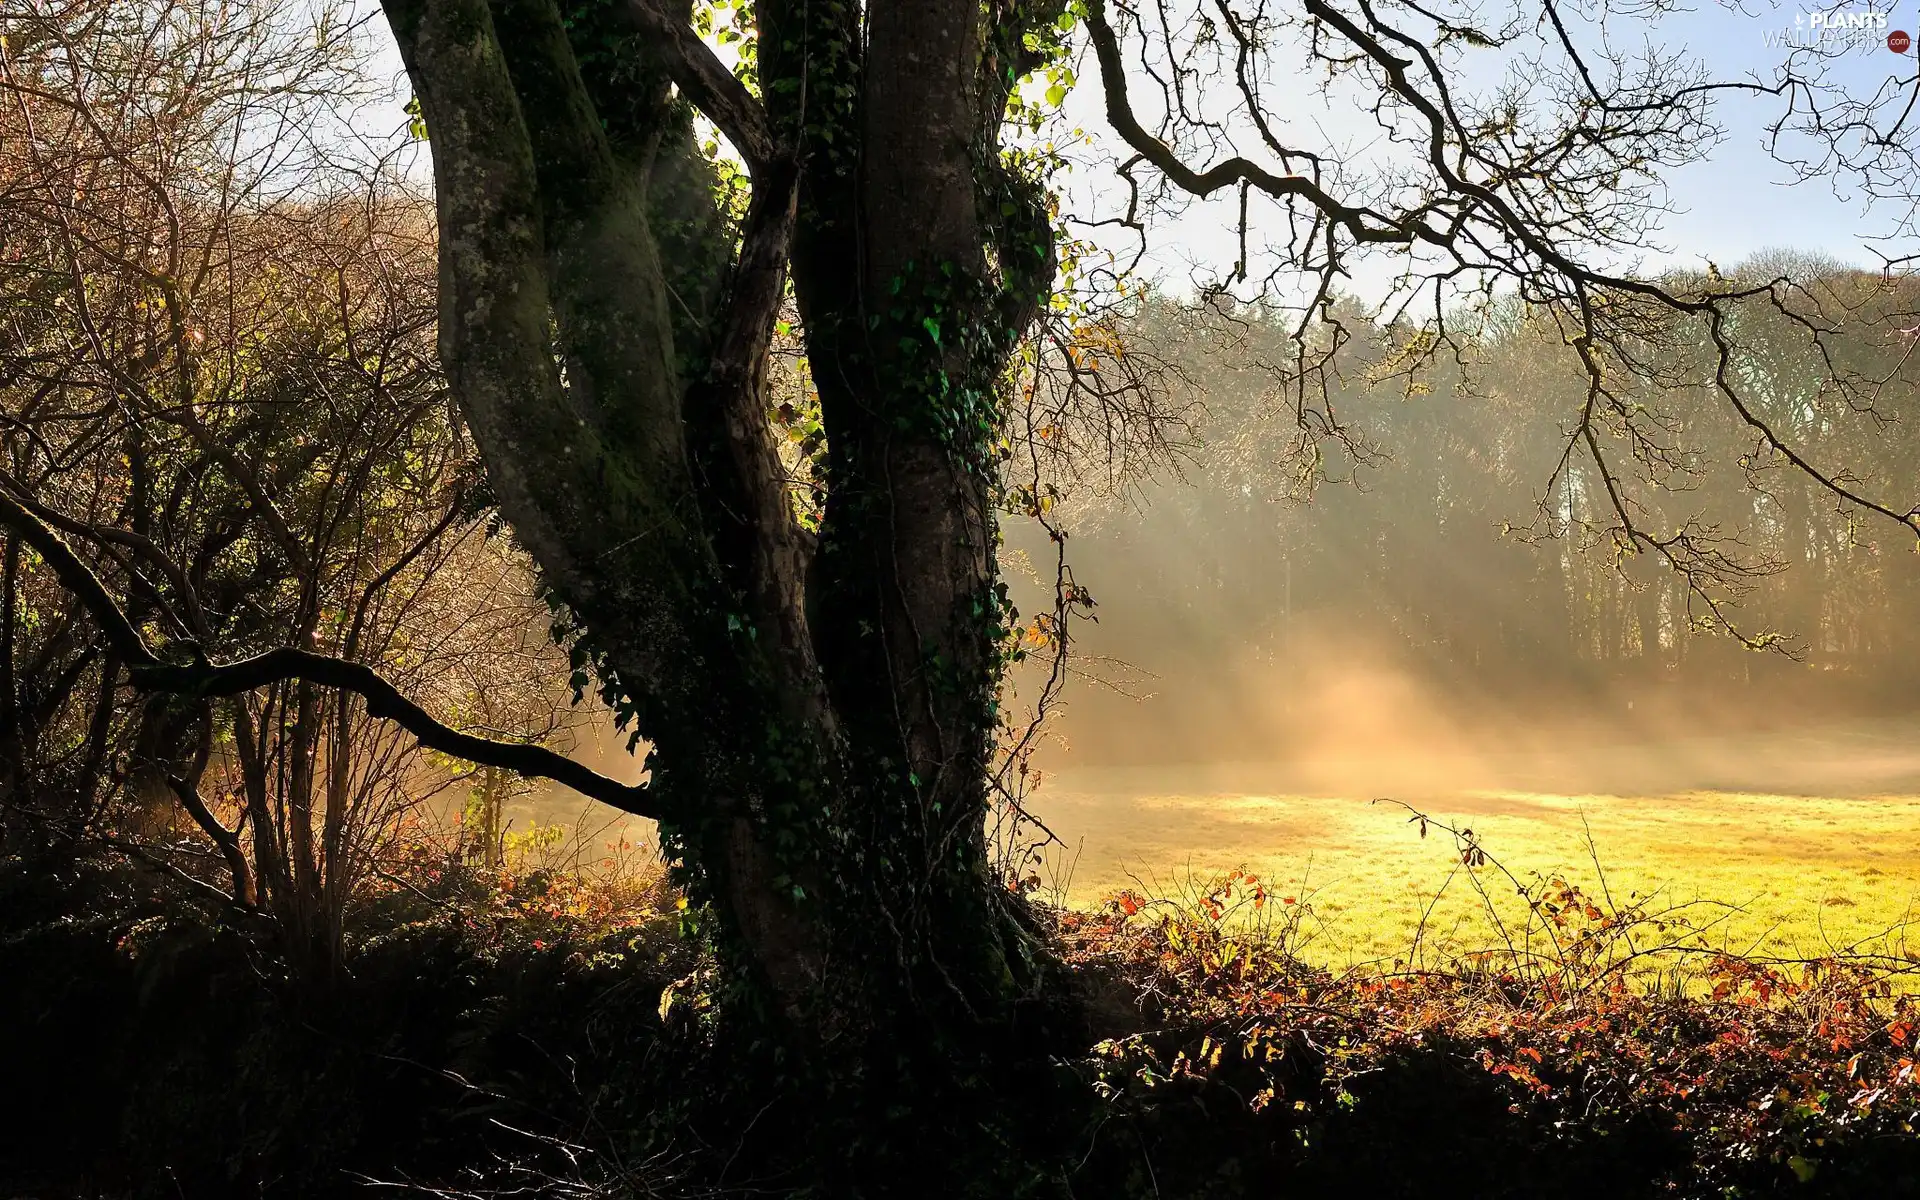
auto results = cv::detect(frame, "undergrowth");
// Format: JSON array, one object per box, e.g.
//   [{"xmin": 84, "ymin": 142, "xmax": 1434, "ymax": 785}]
[
  {"xmin": 1057, "ymin": 804, "xmax": 1920, "ymax": 1197},
  {"xmin": 8, "ymin": 808, "xmax": 1920, "ymax": 1197}
]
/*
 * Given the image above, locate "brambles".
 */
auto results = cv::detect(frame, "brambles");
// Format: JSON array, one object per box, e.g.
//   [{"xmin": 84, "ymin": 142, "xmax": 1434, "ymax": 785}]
[{"xmin": 1050, "ymin": 823, "xmax": 1920, "ymax": 1197}]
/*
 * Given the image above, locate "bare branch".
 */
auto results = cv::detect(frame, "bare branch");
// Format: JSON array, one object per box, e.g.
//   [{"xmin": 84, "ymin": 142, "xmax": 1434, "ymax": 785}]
[{"xmin": 0, "ymin": 480, "xmax": 658, "ymax": 818}]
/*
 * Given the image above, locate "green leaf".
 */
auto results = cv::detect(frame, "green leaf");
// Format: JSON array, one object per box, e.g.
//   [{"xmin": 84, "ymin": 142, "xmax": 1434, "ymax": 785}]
[{"xmin": 404, "ymin": 95, "xmax": 429, "ymax": 141}]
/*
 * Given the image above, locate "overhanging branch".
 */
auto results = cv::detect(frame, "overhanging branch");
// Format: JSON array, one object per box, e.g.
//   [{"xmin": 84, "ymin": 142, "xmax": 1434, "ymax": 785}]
[
  {"xmin": 0, "ymin": 481, "xmax": 659, "ymax": 820},
  {"xmin": 1082, "ymin": 0, "xmax": 1428, "ymax": 250},
  {"xmin": 1079, "ymin": 0, "xmax": 1920, "ymax": 633}
]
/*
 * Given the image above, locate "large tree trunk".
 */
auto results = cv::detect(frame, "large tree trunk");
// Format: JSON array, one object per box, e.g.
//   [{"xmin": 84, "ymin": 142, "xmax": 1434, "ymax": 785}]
[{"xmin": 381, "ymin": 1, "xmax": 1077, "ymax": 1177}]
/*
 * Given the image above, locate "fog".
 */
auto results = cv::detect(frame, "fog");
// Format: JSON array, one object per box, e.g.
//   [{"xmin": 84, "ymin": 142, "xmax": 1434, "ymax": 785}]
[
  {"xmin": 1037, "ymin": 623, "xmax": 1920, "ymax": 801},
  {"xmin": 1010, "ymin": 272, "xmax": 1920, "ymax": 837}
]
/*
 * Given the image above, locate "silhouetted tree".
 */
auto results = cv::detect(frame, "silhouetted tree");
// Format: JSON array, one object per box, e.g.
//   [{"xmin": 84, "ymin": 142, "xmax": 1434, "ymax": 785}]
[{"xmin": 8, "ymin": 0, "xmax": 1920, "ymax": 1186}]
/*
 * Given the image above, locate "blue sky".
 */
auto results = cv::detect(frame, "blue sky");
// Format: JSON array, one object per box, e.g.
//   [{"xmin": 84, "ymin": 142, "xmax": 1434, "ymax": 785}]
[{"xmin": 1656, "ymin": 1, "xmax": 1918, "ymax": 266}]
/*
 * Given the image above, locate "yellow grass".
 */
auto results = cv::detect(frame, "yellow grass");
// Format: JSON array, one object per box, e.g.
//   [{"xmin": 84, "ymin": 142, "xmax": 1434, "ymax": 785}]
[
  {"xmin": 526, "ymin": 715, "xmax": 1920, "ymax": 972},
  {"xmin": 1031, "ymin": 771, "xmax": 1920, "ymax": 970}
]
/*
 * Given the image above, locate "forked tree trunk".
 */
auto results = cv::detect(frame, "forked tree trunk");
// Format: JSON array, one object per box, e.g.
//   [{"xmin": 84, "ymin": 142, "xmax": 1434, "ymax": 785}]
[{"xmin": 381, "ymin": 4, "xmax": 1075, "ymax": 1161}]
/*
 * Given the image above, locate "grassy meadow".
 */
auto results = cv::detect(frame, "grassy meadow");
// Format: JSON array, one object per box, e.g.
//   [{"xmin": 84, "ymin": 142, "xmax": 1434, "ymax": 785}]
[
  {"xmin": 1028, "ymin": 719, "xmax": 1920, "ymax": 969},
  {"xmin": 522, "ymin": 715, "xmax": 1920, "ymax": 970}
]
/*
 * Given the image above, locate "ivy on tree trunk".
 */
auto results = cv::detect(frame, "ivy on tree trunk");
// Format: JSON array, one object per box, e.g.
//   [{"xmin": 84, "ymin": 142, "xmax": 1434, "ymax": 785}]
[{"xmin": 380, "ymin": 3, "xmax": 1074, "ymax": 1162}]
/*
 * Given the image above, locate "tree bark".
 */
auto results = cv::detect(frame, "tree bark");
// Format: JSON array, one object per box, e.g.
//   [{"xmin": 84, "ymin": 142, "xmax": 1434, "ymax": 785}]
[{"xmin": 370, "ymin": 0, "xmax": 1084, "ymax": 1183}]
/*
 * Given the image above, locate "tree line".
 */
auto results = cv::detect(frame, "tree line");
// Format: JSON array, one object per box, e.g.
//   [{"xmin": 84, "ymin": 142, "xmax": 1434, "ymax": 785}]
[{"xmin": 1045, "ymin": 271, "xmax": 1920, "ymax": 754}]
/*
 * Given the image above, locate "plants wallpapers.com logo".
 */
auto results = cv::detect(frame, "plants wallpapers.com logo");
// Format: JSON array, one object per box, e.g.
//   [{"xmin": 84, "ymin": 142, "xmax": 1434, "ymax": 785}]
[{"xmin": 1761, "ymin": 5, "xmax": 1914, "ymax": 51}]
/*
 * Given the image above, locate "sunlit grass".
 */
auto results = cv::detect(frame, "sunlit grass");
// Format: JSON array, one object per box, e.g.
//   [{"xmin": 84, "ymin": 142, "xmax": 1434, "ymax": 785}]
[{"xmin": 1031, "ymin": 778, "xmax": 1920, "ymax": 969}]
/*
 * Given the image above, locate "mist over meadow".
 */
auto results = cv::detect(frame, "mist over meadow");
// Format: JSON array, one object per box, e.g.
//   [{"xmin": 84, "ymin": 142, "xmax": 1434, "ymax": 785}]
[{"xmin": 1011, "ymin": 266, "xmax": 1920, "ymax": 795}]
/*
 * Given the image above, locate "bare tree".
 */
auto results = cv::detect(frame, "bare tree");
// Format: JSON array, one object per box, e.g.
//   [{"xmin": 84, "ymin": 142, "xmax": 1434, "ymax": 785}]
[{"xmin": 0, "ymin": 0, "xmax": 574, "ymax": 972}]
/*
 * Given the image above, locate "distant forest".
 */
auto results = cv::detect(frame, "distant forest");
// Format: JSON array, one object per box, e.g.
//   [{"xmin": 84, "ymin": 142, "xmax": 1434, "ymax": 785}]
[{"xmin": 1038, "ymin": 259, "xmax": 1920, "ymax": 758}]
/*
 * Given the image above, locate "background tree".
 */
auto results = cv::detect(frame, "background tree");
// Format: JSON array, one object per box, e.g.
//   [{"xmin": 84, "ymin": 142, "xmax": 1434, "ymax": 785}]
[{"xmin": 0, "ymin": 0, "xmax": 576, "ymax": 975}]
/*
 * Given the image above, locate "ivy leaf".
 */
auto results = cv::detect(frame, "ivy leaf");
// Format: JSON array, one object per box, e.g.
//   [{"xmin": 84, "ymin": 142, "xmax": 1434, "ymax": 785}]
[{"xmin": 404, "ymin": 95, "xmax": 428, "ymax": 141}]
